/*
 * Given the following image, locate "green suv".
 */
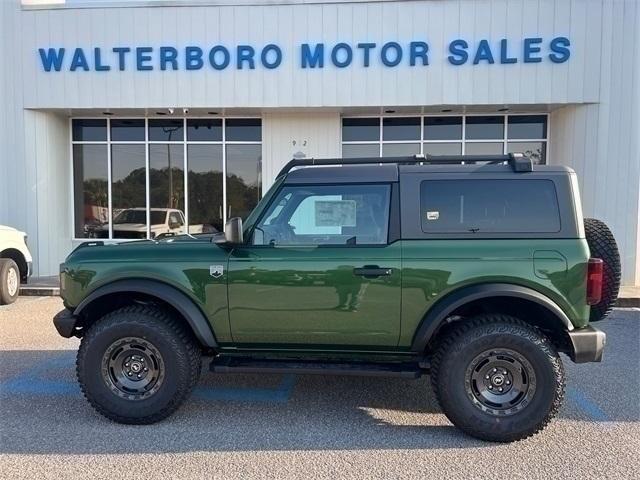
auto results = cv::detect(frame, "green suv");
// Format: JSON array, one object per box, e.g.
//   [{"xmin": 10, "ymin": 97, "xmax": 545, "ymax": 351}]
[{"xmin": 54, "ymin": 154, "xmax": 620, "ymax": 442}]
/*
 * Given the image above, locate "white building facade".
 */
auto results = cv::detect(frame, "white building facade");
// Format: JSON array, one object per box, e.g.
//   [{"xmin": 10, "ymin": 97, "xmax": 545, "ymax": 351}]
[{"xmin": 0, "ymin": 0, "xmax": 639, "ymax": 285}]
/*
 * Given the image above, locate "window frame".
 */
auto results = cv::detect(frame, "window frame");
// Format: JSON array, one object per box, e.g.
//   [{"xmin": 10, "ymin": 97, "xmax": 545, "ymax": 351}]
[
  {"xmin": 398, "ymin": 169, "xmax": 579, "ymax": 240},
  {"xmin": 419, "ymin": 178, "xmax": 562, "ymax": 234},
  {"xmin": 249, "ymin": 182, "xmax": 395, "ymax": 248},
  {"xmin": 340, "ymin": 113, "xmax": 549, "ymax": 162},
  {"xmin": 70, "ymin": 116, "xmax": 262, "ymax": 241}
]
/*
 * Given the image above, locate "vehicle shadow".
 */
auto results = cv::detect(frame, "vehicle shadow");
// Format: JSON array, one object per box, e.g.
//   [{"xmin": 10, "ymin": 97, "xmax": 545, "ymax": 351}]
[
  {"xmin": 1, "ymin": 333, "xmax": 638, "ymax": 456},
  {"xmin": 1, "ymin": 349, "xmax": 472, "ymax": 454}
]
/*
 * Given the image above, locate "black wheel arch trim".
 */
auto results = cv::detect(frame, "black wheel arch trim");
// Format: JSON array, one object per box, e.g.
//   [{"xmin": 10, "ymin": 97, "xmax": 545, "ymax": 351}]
[
  {"xmin": 74, "ymin": 279, "xmax": 218, "ymax": 348},
  {"xmin": 410, "ymin": 283, "xmax": 574, "ymax": 352}
]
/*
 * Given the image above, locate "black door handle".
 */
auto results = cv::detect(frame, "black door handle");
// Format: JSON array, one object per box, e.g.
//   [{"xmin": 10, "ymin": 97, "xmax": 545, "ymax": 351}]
[{"xmin": 353, "ymin": 266, "xmax": 393, "ymax": 278}]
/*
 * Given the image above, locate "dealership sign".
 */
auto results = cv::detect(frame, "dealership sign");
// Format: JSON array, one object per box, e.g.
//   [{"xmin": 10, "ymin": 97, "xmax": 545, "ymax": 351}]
[{"xmin": 38, "ymin": 37, "xmax": 570, "ymax": 72}]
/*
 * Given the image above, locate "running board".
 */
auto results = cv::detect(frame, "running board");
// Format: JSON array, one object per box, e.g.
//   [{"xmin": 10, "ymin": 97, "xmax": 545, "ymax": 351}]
[{"xmin": 210, "ymin": 357, "xmax": 424, "ymax": 378}]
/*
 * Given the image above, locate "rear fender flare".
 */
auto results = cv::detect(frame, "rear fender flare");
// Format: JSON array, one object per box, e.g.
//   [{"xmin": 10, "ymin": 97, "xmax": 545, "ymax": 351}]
[
  {"xmin": 410, "ymin": 283, "xmax": 574, "ymax": 352},
  {"xmin": 74, "ymin": 279, "xmax": 217, "ymax": 348}
]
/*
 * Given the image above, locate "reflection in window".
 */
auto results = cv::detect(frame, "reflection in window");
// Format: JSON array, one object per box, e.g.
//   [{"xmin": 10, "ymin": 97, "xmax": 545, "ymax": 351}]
[
  {"xmin": 226, "ymin": 144, "xmax": 262, "ymax": 222},
  {"xmin": 188, "ymin": 145, "xmax": 224, "ymax": 232},
  {"xmin": 72, "ymin": 119, "xmax": 107, "ymax": 142},
  {"xmin": 149, "ymin": 144, "xmax": 185, "ymax": 218},
  {"xmin": 423, "ymin": 143, "xmax": 462, "ymax": 155},
  {"xmin": 508, "ymin": 115, "xmax": 547, "ymax": 139},
  {"xmin": 110, "ymin": 119, "xmax": 145, "ymax": 141},
  {"xmin": 508, "ymin": 142, "xmax": 546, "ymax": 164},
  {"xmin": 342, "ymin": 118, "xmax": 379, "ymax": 142},
  {"xmin": 73, "ymin": 144, "xmax": 108, "ymax": 238},
  {"xmin": 465, "ymin": 116, "xmax": 504, "ymax": 140},
  {"xmin": 424, "ymin": 117, "xmax": 462, "ymax": 140},
  {"xmin": 226, "ymin": 119, "xmax": 262, "ymax": 141},
  {"xmin": 465, "ymin": 142, "xmax": 504, "ymax": 155},
  {"xmin": 71, "ymin": 117, "xmax": 263, "ymax": 238},
  {"xmin": 342, "ymin": 144, "xmax": 379, "ymax": 158},
  {"xmin": 341, "ymin": 114, "xmax": 548, "ymax": 165},
  {"xmin": 254, "ymin": 184, "xmax": 391, "ymax": 246},
  {"xmin": 382, "ymin": 143, "xmax": 420, "ymax": 157},
  {"xmin": 111, "ymin": 144, "xmax": 147, "ymax": 239},
  {"xmin": 187, "ymin": 119, "xmax": 222, "ymax": 142},
  {"xmin": 148, "ymin": 119, "xmax": 184, "ymax": 142},
  {"xmin": 420, "ymin": 179, "xmax": 561, "ymax": 233},
  {"xmin": 382, "ymin": 117, "xmax": 420, "ymax": 141}
]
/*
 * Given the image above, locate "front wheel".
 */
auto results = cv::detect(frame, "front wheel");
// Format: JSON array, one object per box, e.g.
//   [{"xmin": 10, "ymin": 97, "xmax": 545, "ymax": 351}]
[
  {"xmin": 431, "ymin": 315, "xmax": 565, "ymax": 442},
  {"xmin": 0, "ymin": 258, "xmax": 20, "ymax": 305},
  {"xmin": 77, "ymin": 305, "xmax": 202, "ymax": 424}
]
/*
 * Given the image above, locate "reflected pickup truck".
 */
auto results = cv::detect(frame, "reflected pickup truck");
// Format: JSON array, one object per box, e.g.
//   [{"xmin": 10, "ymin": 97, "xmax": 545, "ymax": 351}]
[{"xmin": 54, "ymin": 153, "xmax": 620, "ymax": 442}]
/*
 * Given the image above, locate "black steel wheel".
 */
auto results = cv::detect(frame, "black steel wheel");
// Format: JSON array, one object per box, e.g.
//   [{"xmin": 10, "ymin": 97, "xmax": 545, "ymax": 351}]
[
  {"xmin": 431, "ymin": 314, "xmax": 565, "ymax": 442},
  {"xmin": 466, "ymin": 348, "xmax": 536, "ymax": 416},
  {"xmin": 102, "ymin": 337, "xmax": 165, "ymax": 400},
  {"xmin": 77, "ymin": 305, "xmax": 201, "ymax": 424}
]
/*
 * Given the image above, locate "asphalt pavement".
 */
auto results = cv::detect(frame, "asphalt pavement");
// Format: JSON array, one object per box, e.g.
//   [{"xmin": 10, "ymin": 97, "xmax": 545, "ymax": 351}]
[{"xmin": 1, "ymin": 297, "xmax": 639, "ymax": 480}]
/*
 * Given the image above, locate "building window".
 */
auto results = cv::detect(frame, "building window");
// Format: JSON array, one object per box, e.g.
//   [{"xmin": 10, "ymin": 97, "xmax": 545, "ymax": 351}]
[
  {"xmin": 71, "ymin": 117, "xmax": 261, "ymax": 239},
  {"xmin": 341, "ymin": 114, "xmax": 548, "ymax": 165}
]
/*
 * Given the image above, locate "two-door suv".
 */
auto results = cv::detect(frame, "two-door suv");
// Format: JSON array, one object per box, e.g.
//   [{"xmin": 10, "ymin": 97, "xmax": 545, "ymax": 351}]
[{"xmin": 54, "ymin": 154, "xmax": 620, "ymax": 442}]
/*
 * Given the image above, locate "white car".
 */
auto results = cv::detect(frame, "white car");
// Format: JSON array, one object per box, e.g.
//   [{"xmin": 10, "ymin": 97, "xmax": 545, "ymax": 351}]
[
  {"xmin": 0, "ymin": 225, "xmax": 32, "ymax": 304},
  {"xmin": 94, "ymin": 208, "xmax": 188, "ymax": 239}
]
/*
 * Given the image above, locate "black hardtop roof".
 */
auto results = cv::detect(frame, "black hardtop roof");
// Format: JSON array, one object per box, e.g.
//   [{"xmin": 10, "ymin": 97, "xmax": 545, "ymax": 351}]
[{"xmin": 281, "ymin": 155, "xmax": 574, "ymax": 184}]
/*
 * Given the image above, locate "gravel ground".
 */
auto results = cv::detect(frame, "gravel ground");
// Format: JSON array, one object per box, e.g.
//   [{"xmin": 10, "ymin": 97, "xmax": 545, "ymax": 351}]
[{"xmin": 0, "ymin": 297, "xmax": 638, "ymax": 480}]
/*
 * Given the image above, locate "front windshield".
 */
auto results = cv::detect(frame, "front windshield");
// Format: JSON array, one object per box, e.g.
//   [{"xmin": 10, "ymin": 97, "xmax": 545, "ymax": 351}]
[{"xmin": 242, "ymin": 176, "xmax": 285, "ymax": 237}]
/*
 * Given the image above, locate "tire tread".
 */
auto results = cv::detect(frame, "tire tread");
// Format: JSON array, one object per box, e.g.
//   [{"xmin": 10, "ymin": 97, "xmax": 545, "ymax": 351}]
[
  {"xmin": 430, "ymin": 314, "xmax": 565, "ymax": 442},
  {"xmin": 584, "ymin": 218, "xmax": 621, "ymax": 322},
  {"xmin": 76, "ymin": 304, "xmax": 201, "ymax": 424}
]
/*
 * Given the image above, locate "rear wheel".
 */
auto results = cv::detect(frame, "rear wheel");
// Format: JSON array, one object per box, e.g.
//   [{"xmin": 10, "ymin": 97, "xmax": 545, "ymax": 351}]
[
  {"xmin": 77, "ymin": 305, "xmax": 202, "ymax": 424},
  {"xmin": 584, "ymin": 218, "xmax": 621, "ymax": 322},
  {"xmin": 431, "ymin": 315, "xmax": 565, "ymax": 442},
  {"xmin": 0, "ymin": 258, "xmax": 20, "ymax": 305}
]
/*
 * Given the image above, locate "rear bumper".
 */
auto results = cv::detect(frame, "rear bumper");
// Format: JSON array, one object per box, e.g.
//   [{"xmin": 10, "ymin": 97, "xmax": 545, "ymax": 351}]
[
  {"xmin": 568, "ymin": 326, "xmax": 606, "ymax": 363},
  {"xmin": 53, "ymin": 308, "xmax": 79, "ymax": 338}
]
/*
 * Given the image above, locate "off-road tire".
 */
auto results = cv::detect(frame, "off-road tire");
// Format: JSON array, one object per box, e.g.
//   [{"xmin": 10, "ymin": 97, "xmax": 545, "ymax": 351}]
[
  {"xmin": 431, "ymin": 315, "xmax": 565, "ymax": 442},
  {"xmin": 77, "ymin": 305, "xmax": 202, "ymax": 424},
  {"xmin": 584, "ymin": 218, "xmax": 621, "ymax": 322},
  {"xmin": 0, "ymin": 258, "xmax": 20, "ymax": 305}
]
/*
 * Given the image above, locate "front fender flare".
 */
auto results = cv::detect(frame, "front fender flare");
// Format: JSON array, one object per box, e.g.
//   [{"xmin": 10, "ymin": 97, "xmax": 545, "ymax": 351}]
[
  {"xmin": 74, "ymin": 279, "xmax": 218, "ymax": 348},
  {"xmin": 410, "ymin": 283, "xmax": 574, "ymax": 353}
]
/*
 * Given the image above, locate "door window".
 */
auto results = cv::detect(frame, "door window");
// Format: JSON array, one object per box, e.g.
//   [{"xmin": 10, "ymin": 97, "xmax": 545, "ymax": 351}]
[{"xmin": 253, "ymin": 184, "xmax": 391, "ymax": 246}]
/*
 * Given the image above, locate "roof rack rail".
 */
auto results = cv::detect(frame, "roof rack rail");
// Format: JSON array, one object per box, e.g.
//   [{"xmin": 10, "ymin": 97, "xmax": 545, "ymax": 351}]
[{"xmin": 276, "ymin": 152, "xmax": 532, "ymax": 178}]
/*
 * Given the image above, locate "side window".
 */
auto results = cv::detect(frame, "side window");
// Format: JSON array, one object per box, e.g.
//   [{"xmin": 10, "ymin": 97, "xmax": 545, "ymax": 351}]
[
  {"xmin": 420, "ymin": 179, "xmax": 561, "ymax": 233},
  {"xmin": 253, "ymin": 184, "xmax": 391, "ymax": 246},
  {"xmin": 169, "ymin": 212, "xmax": 184, "ymax": 227}
]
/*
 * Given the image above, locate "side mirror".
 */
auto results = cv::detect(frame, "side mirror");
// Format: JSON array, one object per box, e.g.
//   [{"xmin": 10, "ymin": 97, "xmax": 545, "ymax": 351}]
[{"xmin": 218, "ymin": 217, "xmax": 243, "ymax": 244}]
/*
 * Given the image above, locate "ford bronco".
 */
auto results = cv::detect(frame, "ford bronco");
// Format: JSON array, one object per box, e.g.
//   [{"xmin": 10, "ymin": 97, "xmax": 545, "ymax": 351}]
[{"xmin": 54, "ymin": 154, "xmax": 621, "ymax": 442}]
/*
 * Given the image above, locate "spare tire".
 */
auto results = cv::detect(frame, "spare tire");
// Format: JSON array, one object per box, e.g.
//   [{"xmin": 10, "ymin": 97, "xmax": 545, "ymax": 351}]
[{"xmin": 584, "ymin": 218, "xmax": 621, "ymax": 322}]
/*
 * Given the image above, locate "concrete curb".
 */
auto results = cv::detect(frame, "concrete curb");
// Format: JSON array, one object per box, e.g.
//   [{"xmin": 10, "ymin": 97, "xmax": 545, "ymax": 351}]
[
  {"xmin": 616, "ymin": 297, "xmax": 640, "ymax": 308},
  {"xmin": 20, "ymin": 287, "xmax": 60, "ymax": 297}
]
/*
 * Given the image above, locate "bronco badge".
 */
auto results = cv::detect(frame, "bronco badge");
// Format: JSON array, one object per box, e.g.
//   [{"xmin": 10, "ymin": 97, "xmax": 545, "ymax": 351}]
[{"xmin": 209, "ymin": 265, "xmax": 224, "ymax": 278}]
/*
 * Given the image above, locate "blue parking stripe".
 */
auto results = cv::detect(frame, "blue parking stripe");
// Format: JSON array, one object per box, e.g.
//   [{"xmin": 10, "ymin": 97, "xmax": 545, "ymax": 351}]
[
  {"xmin": 0, "ymin": 352, "xmax": 296, "ymax": 404},
  {"xmin": 567, "ymin": 387, "xmax": 609, "ymax": 422},
  {"xmin": 192, "ymin": 374, "xmax": 296, "ymax": 403}
]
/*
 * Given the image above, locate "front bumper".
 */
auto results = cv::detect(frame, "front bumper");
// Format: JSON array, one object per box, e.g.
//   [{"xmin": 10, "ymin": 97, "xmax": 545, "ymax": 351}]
[
  {"xmin": 568, "ymin": 326, "xmax": 606, "ymax": 363},
  {"xmin": 53, "ymin": 309, "xmax": 80, "ymax": 338}
]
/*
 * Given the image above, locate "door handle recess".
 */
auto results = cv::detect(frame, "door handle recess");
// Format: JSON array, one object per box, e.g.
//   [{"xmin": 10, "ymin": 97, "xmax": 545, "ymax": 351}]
[{"xmin": 353, "ymin": 266, "xmax": 393, "ymax": 278}]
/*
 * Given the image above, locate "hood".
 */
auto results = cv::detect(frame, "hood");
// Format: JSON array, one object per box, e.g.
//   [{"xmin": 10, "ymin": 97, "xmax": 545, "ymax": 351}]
[
  {"xmin": 110, "ymin": 223, "xmax": 148, "ymax": 232},
  {"xmin": 0, "ymin": 225, "xmax": 25, "ymax": 235}
]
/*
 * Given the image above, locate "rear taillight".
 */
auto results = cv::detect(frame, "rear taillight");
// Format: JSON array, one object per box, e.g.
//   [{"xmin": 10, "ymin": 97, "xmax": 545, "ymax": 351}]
[{"xmin": 587, "ymin": 258, "xmax": 603, "ymax": 305}]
